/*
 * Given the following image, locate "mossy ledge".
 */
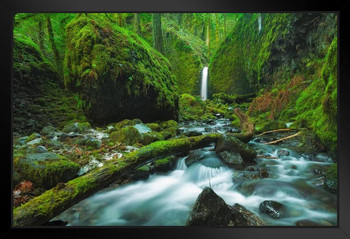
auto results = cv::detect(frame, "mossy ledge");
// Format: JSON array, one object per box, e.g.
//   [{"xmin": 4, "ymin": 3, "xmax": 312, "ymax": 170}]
[
  {"xmin": 13, "ymin": 133, "xmax": 221, "ymax": 226},
  {"xmin": 64, "ymin": 14, "xmax": 179, "ymax": 125}
]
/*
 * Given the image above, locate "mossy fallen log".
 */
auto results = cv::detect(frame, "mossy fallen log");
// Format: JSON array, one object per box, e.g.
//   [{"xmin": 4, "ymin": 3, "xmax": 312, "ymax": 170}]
[{"xmin": 13, "ymin": 133, "xmax": 221, "ymax": 226}]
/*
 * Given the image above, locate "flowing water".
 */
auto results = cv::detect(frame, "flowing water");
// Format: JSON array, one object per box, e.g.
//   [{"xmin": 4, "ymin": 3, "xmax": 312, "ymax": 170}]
[
  {"xmin": 53, "ymin": 119, "xmax": 337, "ymax": 226},
  {"xmin": 200, "ymin": 66, "xmax": 208, "ymax": 101}
]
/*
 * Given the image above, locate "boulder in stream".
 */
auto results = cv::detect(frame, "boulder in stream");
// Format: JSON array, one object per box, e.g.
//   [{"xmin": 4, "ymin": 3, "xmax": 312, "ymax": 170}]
[
  {"xmin": 215, "ymin": 134, "xmax": 257, "ymax": 164},
  {"xmin": 259, "ymin": 200, "xmax": 288, "ymax": 219},
  {"xmin": 187, "ymin": 187, "xmax": 264, "ymax": 226}
]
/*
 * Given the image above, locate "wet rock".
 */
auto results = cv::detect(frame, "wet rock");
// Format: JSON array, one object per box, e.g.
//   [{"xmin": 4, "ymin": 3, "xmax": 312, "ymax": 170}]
[
  {"xmin": 277, "ymin": 149, "xmax": 290, "ymax": 157},
  {"xmin": 259, "ymin": 167, "xmax": 270, "ymax": 178},
  {"xmin": 40, "ymin": 126, "xmax": 57, "ymax": 136},
  {"xmin": 204, "ymin": 127, "xmax": 215, "ymax": 133},
  {"xmin": 215, "ymin": 134, "xmax": 257, "ymax": 163},
  {"xmin": 185, "ymin": 131, "xmax": 203, "ymax": 137},
  {"xmin": 63, "ymin": 122, "xmax": 91, "ymax": 134},
  {"xmin": 218, "ymin": 150, "xmax": 244, "ymax": 170},
  {"xmin": 311, "ymin": 176, "xmax": 325, "ymax": 187},
  {"xmin": 185, "ymin": 150, "xmax": 204, "ymax": 167},
  {"xmin": 259, "ymin": 200, "xmax": 287, "ymax": 219},
  {"xmin": 59, "ymin": 132, "xmax": 80, "ymax": 142},
  {"xmin": 152, "ymin": 155, "xmax": 177, "ymax": 172},
  {"xmin": 186, "ymin": 187, "xmax": 235, "ymax": 226},
  {"xmin": 78, "ymin": 136, "xmax": 102, "ymax": 149},
  {"xmin": 230, "ymin": 203, "xmax": 265, "ymax": 226},
  {"xmin": 128, "ymin": 165, "xmax": 150, "ymax": 181},
  {"xmin": 36, "ymin": 145, "xmax": 48, "ymax": 153},
  {"xmin": 187, "ymin": 187, "xmax": 264, "ymax": 226}
]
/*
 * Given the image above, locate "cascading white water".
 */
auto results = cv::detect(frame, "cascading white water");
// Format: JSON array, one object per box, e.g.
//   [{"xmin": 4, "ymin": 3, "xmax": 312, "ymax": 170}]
[
  {"xmin": 258, "ymin": 14, "xmax": 262, "ymax": 32},
  {"xmin": 200, "ymin": 66, "xmax": 208, "ymax": 100},
  {"xmin": 53, "ymin": 119, "xmax": 337, "ymax": 227}
]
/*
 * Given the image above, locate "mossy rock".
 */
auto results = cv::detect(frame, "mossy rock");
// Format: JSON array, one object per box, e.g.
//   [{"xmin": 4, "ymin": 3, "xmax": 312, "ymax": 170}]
[
  {"xmin": 145, "ymin": 123, "xmax": 162, "ymax": 132},
  {"xmin": 64, "ymin": 15, "xmax": 179, "ymax": 124},
  {"xmin": 109, "ymin": 126, "xmax": 142, "ymax": 145},
  {"xmin": 153, "ymin": 155, "xmax": 177, "ymax": 172},
  {"xmin": 12, "ymin": 36, "xmax": 86, "ymax": 135},
  {"xmin": 15, "ymin": 153, "xmax": 80, "ymax": 189},
  {"xmin": 159, "ymin": 120, "xmax": 178, "ymax": 129},
  {"xmin": 142, "ymin": 132, "xmax": 164, "ymax": 145},
  {"xmin": 63, "ymin": 122, "xmax": 91, "ymax": 133}
]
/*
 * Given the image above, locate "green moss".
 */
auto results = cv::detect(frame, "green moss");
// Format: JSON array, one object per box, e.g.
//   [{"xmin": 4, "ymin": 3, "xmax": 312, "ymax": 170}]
[
  {"xmin": 64, "ymin": 15, "xmax": 179, "ymax": 123},
  {"xmin": 63, "ymin": 121, "xmax": 91, "ymax": 133},
  {"xmin": 294, "ymin": 37, "xmax": 337, "ymax": 154},
  {"xmin": 145, "ymin": 123, "xmax": 161, "ymax": 132},
  {"xmin": 15, "ymin": 153, "xmax": 80, "ymax": 189},
  {"xmin": 109, "ymin": 126, "xmax": 142, "ymax": 145}
]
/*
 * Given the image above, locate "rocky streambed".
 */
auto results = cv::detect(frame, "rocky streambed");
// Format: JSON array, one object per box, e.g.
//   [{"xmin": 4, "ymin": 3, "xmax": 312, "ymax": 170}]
[{"xmin": 41, "ymin": 118, "xmax": 337, "ymax": 227}]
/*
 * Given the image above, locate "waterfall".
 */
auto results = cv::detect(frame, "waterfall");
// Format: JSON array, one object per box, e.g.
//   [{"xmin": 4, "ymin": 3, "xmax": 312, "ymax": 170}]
[
  {"xmin": 258, "ymin": 14, "xmax": 262, "ymax": 32},
  {"xmin": 201, "ymin": 66, "xmax": 208, "ymax": 100}
]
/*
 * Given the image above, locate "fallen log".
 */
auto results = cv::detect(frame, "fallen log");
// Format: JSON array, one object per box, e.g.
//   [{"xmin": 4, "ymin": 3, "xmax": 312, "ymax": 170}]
[
  {"xmin": 256, "ymin": 128, "xmax": 296, "ymax": 137},
  {"xmin": 13, "ymin": 133, "xmax": 221, "ymax": 226},
  {"xmin": 264, "ymin": 132, "xmax": 301, "ymax": 145}
]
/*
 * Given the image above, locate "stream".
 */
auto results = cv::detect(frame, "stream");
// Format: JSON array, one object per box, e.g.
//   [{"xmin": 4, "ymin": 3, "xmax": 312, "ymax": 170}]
[{"xmin": 53, "ymin": 118, "xmax": 337, "ymax": 226}]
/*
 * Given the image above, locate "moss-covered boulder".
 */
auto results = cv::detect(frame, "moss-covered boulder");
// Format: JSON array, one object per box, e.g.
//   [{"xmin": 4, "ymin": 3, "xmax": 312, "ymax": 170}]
[
  {"xmin": 64, "ymin": 15, "xmax": 179, "ymax": 125},
  {"xmin": 14, "ymin": 153, "xmax": 80, "ymax": 189},
  {"xmin": 142, "ymin": 132, "xmax": 164, "ymax": 145},
  {"xmin": 63, "ymin": 122, "xmax": 91, "ymax": 133},
  {"xmin": 109, "ymin": 126, "xmax": 142, "ymax": 145},
  {"xmin": 12, "ymin": 36, "xmax": 85, "ymax": 135}
]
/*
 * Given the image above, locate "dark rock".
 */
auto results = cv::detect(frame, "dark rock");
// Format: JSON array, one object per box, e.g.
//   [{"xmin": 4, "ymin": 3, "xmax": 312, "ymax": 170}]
[
  {"xmin": 63, "ymin": 122, "xmax": 91, "ymax": 134},
  {"xmin": 185, "ymin": 131, "xmax": 203, "ymax": 137},
  {"xmin": 186, "ymin": 187, "xmax": 235, "ymax": 226},
  {"xmin": 204, "ymin": 127, "xmax": 215, "ymax": 133},
  {"xmin": 259, "ymin": 200, "xmax": 287, "ymax": 219},
  {"xmin": 40, "ymin": 126, "xmax": 57, "ymax": 136},
  {"xmin": 259, "ymin": 167, "xmax": 270, "ymax": 178},
  {"xmin": 187, "ymin": 187, "xmax": 264, "ymax": 226},
  {"xmin": 215, "ymin": 134, "xmax": 257, "ymax": 163},
  {"xmin": 230, "ymin": 203, "xmax": 265, "ymax": 226},
  {"xmin": 185, "ymin": 150, "xmax": 204, "ymax": 167},
  {"xmin": 311, "ymin": 176, "xmax": 325, "ymax": 187},
  {"xmin": 277, "ymin": 149, "xmax": 290, "ymax": 157},
  {"xmin": 218, "ymin": 150, "xmax": 245, "ymax": 170},
  {"xmin": 152, "ymin": 155, "xmax": 177, "ymax": 172},
  {"xmin": 128, "ymin": 165, "xmax": 150, "ymax": 181},
  {"xmin": 36, "ymin": 145, "xmax": 48, "ymax": 153}
]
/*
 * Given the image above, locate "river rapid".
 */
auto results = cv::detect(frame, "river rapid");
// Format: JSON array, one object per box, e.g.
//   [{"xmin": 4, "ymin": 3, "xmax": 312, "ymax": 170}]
[{"xmin": 53, "ymin": 119, "xmax": 337, "ymax": 226}]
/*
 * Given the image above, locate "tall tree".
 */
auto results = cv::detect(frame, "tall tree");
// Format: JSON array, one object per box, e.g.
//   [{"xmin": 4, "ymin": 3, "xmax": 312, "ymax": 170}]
[
  {"xmin": 37, "ymin": 17, "xmax": 46, "ymax": 56},
  {"xmin": 46, "ymin": 15, "xmax": 63, "ymax": 78},
  {"xmin": 152, "ymin": 13, "xmax": 164, "ymax": 54},
  {"xmin": 133, "ymin": 13, "xmax": 142, "ymax": 36}
]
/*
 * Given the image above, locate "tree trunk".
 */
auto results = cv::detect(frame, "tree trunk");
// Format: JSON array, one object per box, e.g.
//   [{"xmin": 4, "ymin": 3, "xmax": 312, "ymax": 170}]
[
  {"xmin": 37, "ymin": 18, "xmax": 46, "ymax": 56},
  {"xmin": 152, "ymin": 13, "xmax": 164, "ymax": 54},
  {"xmin": 133, "ymin": 13, "xmax": 142, "ymax": 36},
  {"xmin": 46, "ymin": 15, "xmax": 63, "ymax": 79},
  {"xmin": 13, "ymin": 134, "xmax": 221, "ymax": 226}
]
